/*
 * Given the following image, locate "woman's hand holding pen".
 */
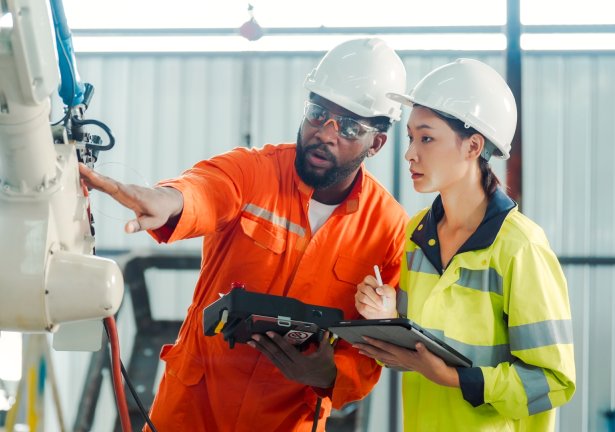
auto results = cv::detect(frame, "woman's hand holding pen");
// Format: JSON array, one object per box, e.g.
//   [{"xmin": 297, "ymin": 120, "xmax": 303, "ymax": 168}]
[{"xmin": 355, "ymin": 274, "xmax": 397, "ymax": 319}]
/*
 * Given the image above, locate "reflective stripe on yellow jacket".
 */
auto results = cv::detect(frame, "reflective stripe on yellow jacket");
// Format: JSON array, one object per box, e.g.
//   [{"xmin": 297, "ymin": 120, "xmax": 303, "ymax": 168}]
[{"xmin": 399, "ymin": 190, "xmax": 575, "ymax": 432}]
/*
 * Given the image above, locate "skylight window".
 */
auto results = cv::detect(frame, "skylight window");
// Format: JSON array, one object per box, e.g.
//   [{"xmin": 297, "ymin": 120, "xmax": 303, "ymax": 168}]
[{"xmin": 62, "ymin": 0, "xmax": 505, "ymax": 29}]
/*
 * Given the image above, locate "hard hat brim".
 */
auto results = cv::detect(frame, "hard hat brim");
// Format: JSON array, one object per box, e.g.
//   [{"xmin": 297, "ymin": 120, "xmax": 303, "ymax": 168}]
[{"xmin": 386, "ymin": 92, "xmax": 414, "ymax": 108}]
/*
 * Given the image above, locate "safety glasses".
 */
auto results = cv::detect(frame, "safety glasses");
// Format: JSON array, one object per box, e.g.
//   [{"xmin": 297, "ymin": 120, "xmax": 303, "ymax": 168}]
[{"xmin": 303, "ymin": 101, "xmax": 378, "ymax": 140}]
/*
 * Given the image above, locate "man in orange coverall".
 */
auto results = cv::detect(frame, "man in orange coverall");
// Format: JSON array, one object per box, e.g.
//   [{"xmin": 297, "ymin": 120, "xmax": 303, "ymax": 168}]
[{"xmin": 80, "ymin": 38, "xmax": 409, "ymax": 432}]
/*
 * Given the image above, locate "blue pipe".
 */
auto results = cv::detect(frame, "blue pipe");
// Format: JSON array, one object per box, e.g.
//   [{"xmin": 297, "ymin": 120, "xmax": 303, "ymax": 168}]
[{"xmin": 49, "ymin": 0, "xmax": 84, "ymax": 106}]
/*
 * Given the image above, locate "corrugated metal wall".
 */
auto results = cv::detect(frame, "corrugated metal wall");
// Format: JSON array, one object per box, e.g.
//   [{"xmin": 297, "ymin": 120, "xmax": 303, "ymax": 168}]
[
  {"xmin": 522, "ymin": 54, "xmax": 615, "ymax": 432},
  {"xmin": 46, "ymin": 51, "xmax": 615, "ymax": 431}
]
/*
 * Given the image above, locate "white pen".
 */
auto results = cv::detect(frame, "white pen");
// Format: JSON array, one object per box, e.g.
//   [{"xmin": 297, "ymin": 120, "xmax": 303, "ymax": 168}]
[{"xmin": 373, "ymin": 265, "xmax": 387, "ymax": 309}]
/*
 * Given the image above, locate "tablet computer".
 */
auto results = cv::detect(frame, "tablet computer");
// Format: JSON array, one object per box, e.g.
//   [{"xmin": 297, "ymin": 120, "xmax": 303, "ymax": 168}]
[
  {"xmin": 328, "ymin": 318, "xmax": 472, "ymax": 368},
  {"xmin": 202, "ymin": 287, "xmax": 343, "ymax": 349}
]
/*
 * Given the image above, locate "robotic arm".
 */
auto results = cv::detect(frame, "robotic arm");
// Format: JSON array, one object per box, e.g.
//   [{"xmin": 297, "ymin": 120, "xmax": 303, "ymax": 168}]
[{"xmin": 0, "ymin": 0, "xmax": 123, "ymax": 338}]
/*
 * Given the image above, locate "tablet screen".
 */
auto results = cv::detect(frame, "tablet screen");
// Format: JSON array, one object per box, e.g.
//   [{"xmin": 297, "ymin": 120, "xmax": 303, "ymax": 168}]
[{"xmin": 329, "ymin": 319, "xmax": 472, "ymax": 368}]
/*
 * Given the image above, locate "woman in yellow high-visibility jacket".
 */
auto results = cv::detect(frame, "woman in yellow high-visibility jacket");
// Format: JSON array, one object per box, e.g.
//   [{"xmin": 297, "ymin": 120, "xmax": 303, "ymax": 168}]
[{"xmin": 354, "ymin": 59, "xmax": 576, "ymax": 431}]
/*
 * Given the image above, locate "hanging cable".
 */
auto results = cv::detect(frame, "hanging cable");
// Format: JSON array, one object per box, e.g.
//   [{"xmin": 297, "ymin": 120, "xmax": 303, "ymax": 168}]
[
  {"xmin": 103, "ymin": 317, "xmax": 132, "ymax": 432},
  {"xmin": 120, "ymin": 363, "xmax": 158, "ymax": 432},
  {"xmin": 311, "ymin": 397, "xmax": 322, "ymax": 432},
  {"xmin": 83, "ymin": 165, "xmax": 132, "ymax": 431}
]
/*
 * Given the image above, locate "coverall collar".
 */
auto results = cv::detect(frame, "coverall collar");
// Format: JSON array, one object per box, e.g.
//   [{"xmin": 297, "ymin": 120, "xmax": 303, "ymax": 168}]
[
  {"xmin": 412, "ymin": 188, "xmax": 517, "ymax": 273},
  {"xmin": 292, "ymin": 153, "xmax": 365, "ymax": 215}
]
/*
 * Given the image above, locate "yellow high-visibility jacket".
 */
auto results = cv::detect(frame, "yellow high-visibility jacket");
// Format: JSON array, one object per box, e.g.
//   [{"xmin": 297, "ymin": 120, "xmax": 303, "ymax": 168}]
[{"xmin": 399, "ymin": 189, "xmax": 575, "ymax": 431}]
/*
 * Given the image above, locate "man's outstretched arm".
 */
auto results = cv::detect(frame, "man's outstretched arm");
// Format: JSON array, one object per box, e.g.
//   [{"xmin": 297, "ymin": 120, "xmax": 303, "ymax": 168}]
[{"xmin": 79, "ymin": 163, "xmax": 184, "ymax": 233}]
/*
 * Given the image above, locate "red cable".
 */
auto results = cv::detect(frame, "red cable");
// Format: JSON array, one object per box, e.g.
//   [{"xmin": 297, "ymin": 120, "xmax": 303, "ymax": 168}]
[
  {"xmin": 83, "ymin": 174, "xmax": 131, "ymax": 430},
  {"xmin": 105, "ymin": 316, "xmax": 132, "ymax": 432}
]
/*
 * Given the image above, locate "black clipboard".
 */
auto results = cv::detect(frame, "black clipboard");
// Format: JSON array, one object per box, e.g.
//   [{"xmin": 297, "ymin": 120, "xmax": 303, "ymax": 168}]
[{"xmin": 328, "ymin": 318, "xmax": 472, "ymax": 368}]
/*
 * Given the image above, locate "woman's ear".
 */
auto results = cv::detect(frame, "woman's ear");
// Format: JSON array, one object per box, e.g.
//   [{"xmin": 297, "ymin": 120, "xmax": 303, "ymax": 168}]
[{"xmin": 466, "ymin": 133, "xmax": 485, "ymax": 160}]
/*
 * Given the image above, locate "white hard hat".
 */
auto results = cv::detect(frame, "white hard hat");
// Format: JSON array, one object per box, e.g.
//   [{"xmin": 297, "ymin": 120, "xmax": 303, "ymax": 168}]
[
  {"xmin": 387, "ymin": 58, "xmax": 517, "ymax": 159},
  {"xmin": 304, "ymin": 38, "xmax": 406, "ymax": 121}
]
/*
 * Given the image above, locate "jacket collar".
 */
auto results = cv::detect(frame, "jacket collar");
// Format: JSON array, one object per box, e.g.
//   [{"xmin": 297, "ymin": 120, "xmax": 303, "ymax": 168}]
[{"xmin": 411, "ymin": 188, "xmax": 517, "ymax": 273}]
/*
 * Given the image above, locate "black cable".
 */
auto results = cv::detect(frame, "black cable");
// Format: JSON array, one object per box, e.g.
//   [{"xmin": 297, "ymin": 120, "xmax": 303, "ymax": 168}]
[
  {"xmin": 311, "ymin": 397, "xmax": 322, "ymax": 432},
  {"xmin": 50, "ymin": 110, "xmax": 69, "ymax": 126},
  {"xmin": 120, "ymin": 363, "xmax": 159, "ymax": 432},
  {"xmin": 103, "ymin": 320, "xmax": 158, "ymax": 432},
  {"xmin": 71, "ymin": 116, "xmax": 116, "ymax": 152}
]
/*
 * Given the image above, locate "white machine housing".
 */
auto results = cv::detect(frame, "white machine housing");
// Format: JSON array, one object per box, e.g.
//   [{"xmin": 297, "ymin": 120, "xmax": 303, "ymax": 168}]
[{"xmin": 0, "ymin": 0, "xmax": 123, "ymax": 340}]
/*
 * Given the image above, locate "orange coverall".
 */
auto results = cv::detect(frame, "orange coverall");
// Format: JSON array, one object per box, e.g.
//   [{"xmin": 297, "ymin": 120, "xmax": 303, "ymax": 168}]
[{"xmin": 144, "ymin": 143, "xmax": 408, "ymax": 432}]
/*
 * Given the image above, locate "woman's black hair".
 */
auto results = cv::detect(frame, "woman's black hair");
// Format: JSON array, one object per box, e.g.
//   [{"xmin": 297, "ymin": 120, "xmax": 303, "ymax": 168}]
[{"xmin": 424, "ymin": 105, "xmax": 501, "ymax": 196}]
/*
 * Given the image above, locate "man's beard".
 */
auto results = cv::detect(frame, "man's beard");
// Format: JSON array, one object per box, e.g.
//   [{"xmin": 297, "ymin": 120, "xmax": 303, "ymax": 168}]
[{"xmin": 294, "ymin": 130, "xmax": 369, "ymax": 189}]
